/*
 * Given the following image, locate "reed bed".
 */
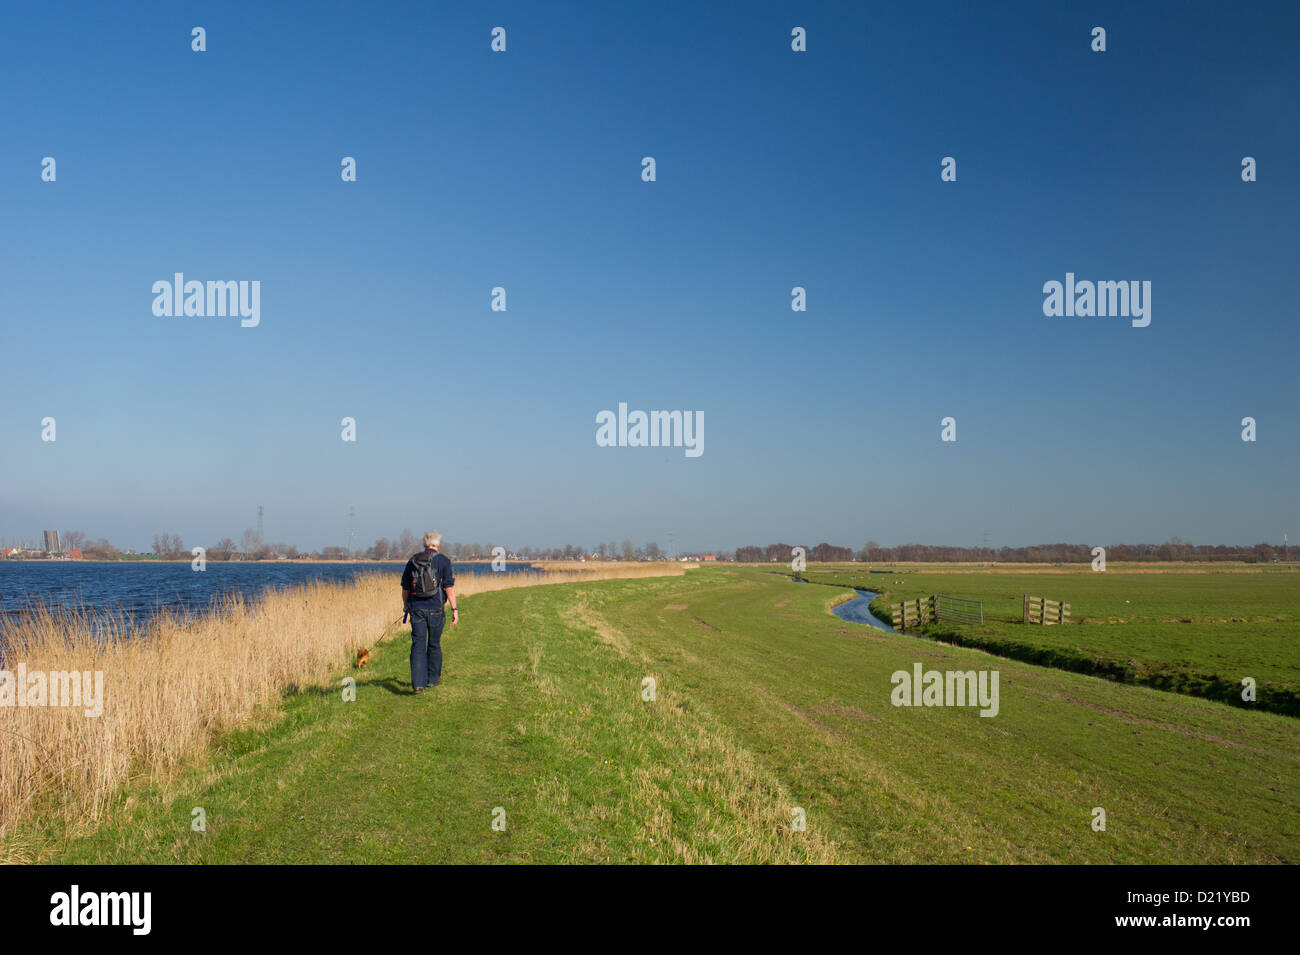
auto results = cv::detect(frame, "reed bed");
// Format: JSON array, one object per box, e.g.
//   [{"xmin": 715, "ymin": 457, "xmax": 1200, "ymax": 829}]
[{"xmin": 0, "ymin": 562, "xmax": 687, "ymax": 857}]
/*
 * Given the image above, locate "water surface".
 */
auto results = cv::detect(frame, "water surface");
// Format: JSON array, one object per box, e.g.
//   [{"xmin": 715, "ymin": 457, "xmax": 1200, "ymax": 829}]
[
  {"xmin": 0, "ymin": 560, "xmax": 538, "ymax": 632},
  {"xmin": 831, "ymin": 589, "xmax": 896, "ymax": 632}
]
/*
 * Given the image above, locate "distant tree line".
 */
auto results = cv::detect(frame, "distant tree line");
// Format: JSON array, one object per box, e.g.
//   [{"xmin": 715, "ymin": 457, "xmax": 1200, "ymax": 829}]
[
  {"xmin": 735, "ymin": 537, "xmax": 1289, "ymax": 563},
  {"xmin": 49, "ymin": 531, "xmax": 1286, "ymax": 565},
  {"xmin": 373, "ymin": 537, "xmax": 668, "ymax": 562},
  {"xmin": 44, "ymin": 530, "xmax": 693, "ymax": 562},
  {"xmin": 733, "ymin": 543, "xmax": 854, "ymax": 562}
]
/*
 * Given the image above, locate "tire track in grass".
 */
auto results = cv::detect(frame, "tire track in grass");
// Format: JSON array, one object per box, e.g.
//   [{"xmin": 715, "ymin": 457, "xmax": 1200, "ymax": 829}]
[{"xmin": 559, "ymin": 592, "xmax": 841, "ymax": 863}]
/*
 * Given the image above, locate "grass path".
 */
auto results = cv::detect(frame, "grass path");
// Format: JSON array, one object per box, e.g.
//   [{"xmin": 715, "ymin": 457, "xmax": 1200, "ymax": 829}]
[{"xmin": 38, "ymin": 569, "xmax": 1299, "ymax": 863}]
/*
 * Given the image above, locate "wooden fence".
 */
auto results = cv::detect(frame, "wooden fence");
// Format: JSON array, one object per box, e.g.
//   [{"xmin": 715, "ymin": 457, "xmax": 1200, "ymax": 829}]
[
  {"xmin": 1023, "ymin": 595, "xmax": 1071, "ymax": 625},
  {"xmin": 889, "ymin": 596, "xmax": 936, "ymax": 629}
]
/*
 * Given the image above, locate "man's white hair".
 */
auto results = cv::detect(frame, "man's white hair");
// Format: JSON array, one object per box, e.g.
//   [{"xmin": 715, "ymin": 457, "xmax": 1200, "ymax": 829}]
[{"xmin": 423, "ymin": 531, "xmax": 442, "ymax": 549}]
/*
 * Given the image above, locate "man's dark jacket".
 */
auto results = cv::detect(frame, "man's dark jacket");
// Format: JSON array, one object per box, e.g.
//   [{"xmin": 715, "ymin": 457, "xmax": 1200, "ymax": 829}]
[{"xmin": 401, "ymin": 549, "xmax": 455, "ymax": 612}]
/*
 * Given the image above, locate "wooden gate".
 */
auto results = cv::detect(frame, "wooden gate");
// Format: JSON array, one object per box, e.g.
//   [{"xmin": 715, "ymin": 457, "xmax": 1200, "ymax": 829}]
[
  {"xmin": 889, "ymin": 596, "xmax": 936, "ymax": 629},
  {"xmin": 1023, "ymin": 595, "xmax": 1071, "ymax": 625}
]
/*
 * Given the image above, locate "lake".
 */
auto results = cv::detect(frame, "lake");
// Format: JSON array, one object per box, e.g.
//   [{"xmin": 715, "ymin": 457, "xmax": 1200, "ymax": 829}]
[{"xmin": 0, "ymin": 560, "xmax": 539, "ymax": 630}]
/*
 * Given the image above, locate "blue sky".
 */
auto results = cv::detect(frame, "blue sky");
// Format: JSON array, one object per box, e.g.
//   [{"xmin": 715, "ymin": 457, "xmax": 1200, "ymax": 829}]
[{"xmin": 1, "ymin": 1, "xmax": 1297, "ymax": 552}]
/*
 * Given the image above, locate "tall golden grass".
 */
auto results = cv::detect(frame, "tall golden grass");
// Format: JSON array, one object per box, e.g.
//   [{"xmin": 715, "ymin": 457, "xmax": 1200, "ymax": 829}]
[{"xmin": 0, "ymin": 562, "xmax": 688, "ymax": 857}]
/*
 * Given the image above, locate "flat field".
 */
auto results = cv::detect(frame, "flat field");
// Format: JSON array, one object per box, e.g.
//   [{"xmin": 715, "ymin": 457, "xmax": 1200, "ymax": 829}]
[
  {"xmin": 800, "ymin": 562, "xmax": 1300, "ymax": 715},
  {"xmin": 26, "ymin": 567, "xmax": 1298, "ymax": 864}
]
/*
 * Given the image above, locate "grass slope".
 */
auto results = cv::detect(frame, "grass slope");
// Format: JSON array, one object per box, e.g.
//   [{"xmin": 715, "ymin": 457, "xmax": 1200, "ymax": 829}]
[{"xmin": 36, "ymin": 569, "xmax": 1299, "ymax": 863}]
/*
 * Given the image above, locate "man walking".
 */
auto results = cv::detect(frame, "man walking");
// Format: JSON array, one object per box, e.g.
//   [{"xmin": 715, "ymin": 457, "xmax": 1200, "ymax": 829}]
[{"xmin": 401, "ymin": 531, "xmax": 458, "ymax": 693}]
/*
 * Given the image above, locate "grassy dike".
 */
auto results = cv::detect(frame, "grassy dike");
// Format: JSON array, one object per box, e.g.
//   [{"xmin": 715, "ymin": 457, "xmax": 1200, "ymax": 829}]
[{"xmin": 34, "ymin": 568, "xmax": 1299, "ymax": 863}]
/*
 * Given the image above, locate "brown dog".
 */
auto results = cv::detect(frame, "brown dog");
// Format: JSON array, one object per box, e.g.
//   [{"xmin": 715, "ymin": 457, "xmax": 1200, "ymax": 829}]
[{"xmin": 355, "ymin": 647, "xmax": 371, "ymax": 669}]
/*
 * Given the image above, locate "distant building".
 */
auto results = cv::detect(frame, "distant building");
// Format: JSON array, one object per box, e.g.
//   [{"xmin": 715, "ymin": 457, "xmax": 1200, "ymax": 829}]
[{"xmin": 43, "ymin": 530, "xmax": 61, "ymax": 554}]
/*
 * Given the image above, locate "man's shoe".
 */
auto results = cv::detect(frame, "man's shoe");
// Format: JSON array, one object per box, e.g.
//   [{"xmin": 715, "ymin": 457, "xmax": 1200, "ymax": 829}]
[{"xmin": 413, "ymin": 686, "xmax": 425, "ymax": 695}]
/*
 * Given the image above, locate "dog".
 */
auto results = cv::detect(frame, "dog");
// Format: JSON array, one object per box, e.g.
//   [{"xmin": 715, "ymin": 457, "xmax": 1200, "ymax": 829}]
[{"xmin": 354, "ymin": 647, "xmax": 371, "ymax": 669}]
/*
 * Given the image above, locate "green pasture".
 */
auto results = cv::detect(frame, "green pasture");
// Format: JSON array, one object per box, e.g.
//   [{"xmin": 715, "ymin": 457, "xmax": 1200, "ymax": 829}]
[
  {"xmin": 27, "ymin": 567, "xmax": 1297, "ymax": 864},
  {"xmin": 802, "ymin": 564, "xmax": 1300, "ymax": 714}
]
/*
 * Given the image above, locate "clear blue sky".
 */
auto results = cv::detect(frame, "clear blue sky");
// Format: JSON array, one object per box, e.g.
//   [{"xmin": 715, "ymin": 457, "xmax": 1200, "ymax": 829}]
[{"xmin": 2, "ymin": 1, "xmax": 1297, "ymax": 553}]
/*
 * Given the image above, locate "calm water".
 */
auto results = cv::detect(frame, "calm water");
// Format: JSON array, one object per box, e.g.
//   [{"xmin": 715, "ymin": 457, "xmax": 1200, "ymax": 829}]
[
  {"xmin": 831, "ymin": 589, "xmax": 896, "ymax": 632},
  {"xmin": 0, "ymin": 560, "xmax": 538, "ymax": 631}
]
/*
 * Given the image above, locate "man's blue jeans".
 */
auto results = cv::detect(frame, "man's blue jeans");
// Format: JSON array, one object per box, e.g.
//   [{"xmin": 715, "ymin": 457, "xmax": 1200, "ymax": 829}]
[{"xmin": 409, "ymin": 607, "xmax": 445, "ymax": 689}]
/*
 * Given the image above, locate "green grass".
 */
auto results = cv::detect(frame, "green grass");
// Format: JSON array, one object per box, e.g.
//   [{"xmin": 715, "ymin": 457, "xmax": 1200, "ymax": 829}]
[
  {"xmin": 802, "ymin": 565, "xmax": 1300, "ymax": 715},
  {"xmin": 27, "ymin": 568, "xmax": 1300, "ymax": 863}
]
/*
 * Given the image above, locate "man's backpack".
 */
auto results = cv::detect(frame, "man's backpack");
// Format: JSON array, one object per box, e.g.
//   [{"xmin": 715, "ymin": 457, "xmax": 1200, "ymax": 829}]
[{"xmin": 409, "ymin": 552, "xmax": 444, "ymax": 603}]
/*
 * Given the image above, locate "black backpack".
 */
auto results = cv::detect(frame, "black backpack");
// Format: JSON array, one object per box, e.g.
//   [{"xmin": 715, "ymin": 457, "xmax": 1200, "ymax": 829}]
[{"xmin": 409, "ymin": 552, "xmax": 444, "ymax": 602}]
